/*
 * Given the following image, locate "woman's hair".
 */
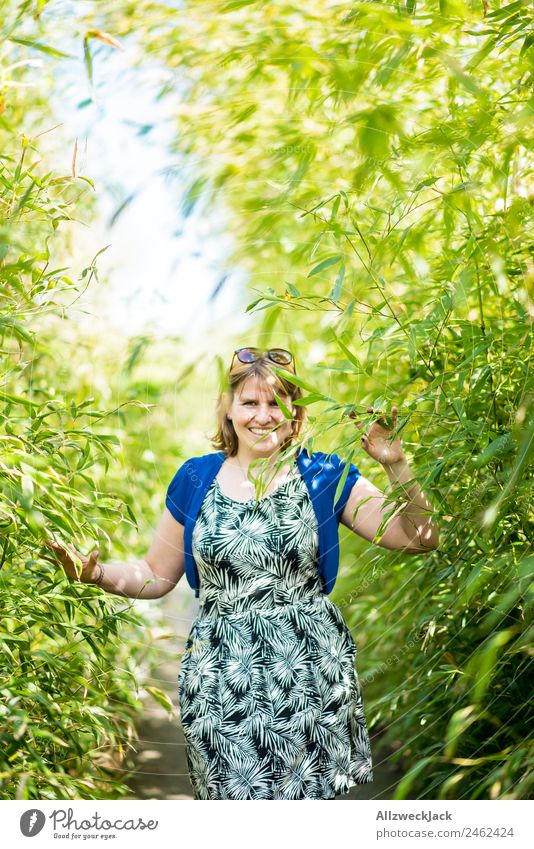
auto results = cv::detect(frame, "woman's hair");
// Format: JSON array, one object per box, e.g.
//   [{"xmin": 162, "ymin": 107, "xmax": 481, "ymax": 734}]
[{"xmin": 210, "ymin": 356, "xmax": 306, "ymax": 457}]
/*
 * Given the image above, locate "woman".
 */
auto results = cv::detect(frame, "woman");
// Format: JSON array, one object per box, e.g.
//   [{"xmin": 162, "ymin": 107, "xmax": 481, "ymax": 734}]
[{"xmin": 46, "ymin": 345, "xmax": 440, "ymax": 800}]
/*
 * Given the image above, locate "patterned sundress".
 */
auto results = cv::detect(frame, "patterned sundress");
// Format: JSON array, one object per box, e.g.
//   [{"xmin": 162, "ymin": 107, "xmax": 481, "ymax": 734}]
[{"xmin": 177, "ymin": 464, "xmax": 374, "ymax": 800}]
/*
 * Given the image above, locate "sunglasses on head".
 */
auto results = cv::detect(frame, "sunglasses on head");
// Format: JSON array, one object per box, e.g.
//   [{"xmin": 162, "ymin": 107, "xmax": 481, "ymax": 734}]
[{"xmin": 231, "ymin": 347, "xmax": 295, "ymax": 370}]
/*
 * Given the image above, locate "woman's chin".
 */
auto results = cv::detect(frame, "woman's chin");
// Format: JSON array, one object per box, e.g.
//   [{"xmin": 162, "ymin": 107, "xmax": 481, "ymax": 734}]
[
  {"xmin": 248, "ymin": 435, "xmax": 278, "ymax": 452},
  {"xmin": 252, "ymin": 441, "xmax": 277, "ymax": 453}
]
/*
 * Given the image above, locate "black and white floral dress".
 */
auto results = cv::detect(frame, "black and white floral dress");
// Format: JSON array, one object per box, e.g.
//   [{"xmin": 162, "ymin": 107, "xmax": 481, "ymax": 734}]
[{"xmin": 177, "ymin": 465, "xmax": 373, "ymax": 800}]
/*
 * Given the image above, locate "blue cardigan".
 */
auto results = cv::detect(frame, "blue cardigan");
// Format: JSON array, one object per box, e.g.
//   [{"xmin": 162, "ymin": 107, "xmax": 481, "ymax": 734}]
[{"xmin": 165, "ymin": 447, "xmax": 361, "ymax": 598}]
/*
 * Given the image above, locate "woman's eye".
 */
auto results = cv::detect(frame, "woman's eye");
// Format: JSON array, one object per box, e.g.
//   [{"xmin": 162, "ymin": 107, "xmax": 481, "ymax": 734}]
[{"xmin": 242, "ymin": 400, "xmax": 279, "ymax": 406}]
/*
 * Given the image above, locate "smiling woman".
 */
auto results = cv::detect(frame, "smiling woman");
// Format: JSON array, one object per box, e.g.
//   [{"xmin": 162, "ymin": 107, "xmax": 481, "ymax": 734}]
[{"xmin": 162, "ymin": 347, "xmax": 376, "ymax": 799}]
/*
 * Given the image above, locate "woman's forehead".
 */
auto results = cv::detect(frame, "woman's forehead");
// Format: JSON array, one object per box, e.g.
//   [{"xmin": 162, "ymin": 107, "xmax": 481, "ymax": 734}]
[{"xmin": 237, "ymin": 374, "xmax": 280, "ymax": 398}]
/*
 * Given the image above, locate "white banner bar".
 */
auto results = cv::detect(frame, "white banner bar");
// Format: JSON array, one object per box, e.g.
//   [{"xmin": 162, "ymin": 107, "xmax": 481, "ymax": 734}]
[{"xmin": 2, "ymin": 799, "xmax": 531, "ymax": 849}]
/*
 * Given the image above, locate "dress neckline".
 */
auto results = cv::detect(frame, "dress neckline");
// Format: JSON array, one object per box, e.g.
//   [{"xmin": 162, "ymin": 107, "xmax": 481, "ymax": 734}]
[{"xmin": 213, "ymin": 468, "xmax": 300, "ymax": 505}]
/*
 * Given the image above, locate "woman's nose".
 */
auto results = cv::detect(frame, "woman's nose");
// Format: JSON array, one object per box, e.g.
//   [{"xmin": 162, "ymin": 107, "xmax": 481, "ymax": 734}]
[{"xmin": 253, "ymin": 405, "xmax": 274, "ymax": 422}]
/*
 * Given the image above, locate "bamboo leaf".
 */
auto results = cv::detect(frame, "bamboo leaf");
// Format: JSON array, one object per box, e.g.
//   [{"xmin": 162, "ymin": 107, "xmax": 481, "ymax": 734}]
[
  {"xmin": 144, "ymin": 687, "xmax": 175, "ymax": 715},
  {"xmin": 9, "ymin": 37, "xmax": 73, "ymax": 59},
  {"xmin": 307, "ymin": 255, "xmax": 342, "ymax": 277}
]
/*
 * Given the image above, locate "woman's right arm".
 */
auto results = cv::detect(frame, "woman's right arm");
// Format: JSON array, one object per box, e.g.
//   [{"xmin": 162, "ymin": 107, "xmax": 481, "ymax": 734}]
[{"xmin": 44, "ymin": 507, "xmax": 186, "ymax": 600}]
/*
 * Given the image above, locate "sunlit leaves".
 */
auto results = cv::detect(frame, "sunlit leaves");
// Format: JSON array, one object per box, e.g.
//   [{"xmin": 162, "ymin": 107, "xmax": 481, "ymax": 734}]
[
  {"xmin": 0, "ymin": 4, "xmax": 164, "ymax": 802},
  {"xmin": 2, "ymin": 0, "xmax": 532, "ymax": 803}
]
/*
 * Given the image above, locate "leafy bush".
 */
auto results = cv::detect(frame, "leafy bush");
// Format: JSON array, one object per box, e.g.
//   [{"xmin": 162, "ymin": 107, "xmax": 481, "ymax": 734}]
[
  {"xmin": 0, "ymin": 4, "xmax": 170, "ymax": 800},
  {"xmin": 81, "ymin": 0, "xmax": 532, "ymax": 799},
  {"xmin": 2, "ymin": 0, "xmax": 532, "ymax": 800}
]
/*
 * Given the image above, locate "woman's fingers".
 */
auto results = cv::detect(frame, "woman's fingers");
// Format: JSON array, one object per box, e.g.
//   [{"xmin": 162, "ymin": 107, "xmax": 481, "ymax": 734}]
[
  {"xmin": 43, "ymin": 539, "xmax": 85, "ymax": 579},
  {"xmin": 349, "ymin": 404, "xmax": 399, "ymax": 434},
  {"xmin": 44, "ymin": 538, "xmax": 102, "ymax": 585},
  {"xmin": 45, "ymin": 540, "xmax": 68, "ymax": 559},
  {"xmin": 48, "ymin": 543, "xmax": 75, "ymax": 565},
  {"xmin": 45, "ymin": 539, "xmax": 71, "ymax": 555},
  {"xmin": 348, "ymin": 409, "xmax": 372, "ymax": 429},
  {"xmin": 87, "ymin": 549, "xmax": 100, "ymax": 567}
]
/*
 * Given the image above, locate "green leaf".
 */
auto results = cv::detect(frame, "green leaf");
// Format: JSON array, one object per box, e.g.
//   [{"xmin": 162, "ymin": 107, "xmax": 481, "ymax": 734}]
[
  {"xmin": 307, "ymin": 255, "xmax": 342, "ymax": 277},
  {"xmin": 473, "ymin": 433, "xmax": 514, "ymax": 468},
  {"xmin": 9, "ymin": 37, "xmax": 73, "ymax": 59},
  {"xmin": 0, "ymin": 391, "xmax": 38, "ymax": 409},
  {"xmin": 333, "ymin": 337, "xmax": 368, "ymax": 374},
  {"xmin": 393, "ymin": 757, "xmax": 435, "ymax": 799},
  {"xmin": 145, "ymin": 687, "xmax": 175, "ymax": 715},
  {"xmin": 222, "ymin": 0, "xmax": 258, "ymax": 10},
  {"xmin": 292, "ymin": 394, "xmax": 324, "ymax": 406},
  {"xmin": 330, "ymin": 195, "xmax": 341, "ymax": 221},
  {"xmin": 32, "ymin": 728, "xmax": 69, "ymax": 747},
  {"xmin": 333, "ymin": 446, "xmax": 356, "ymax": 509},
  {"xmin": 83, "ymin": 37, "xmax": 93, "ymax": 85},
  {"xmin": 273, "ymin": 393, "xmax": 293, "ymax": 419},
  {"xmin": 77, "ymin": 175, "xmax": 96, "ymax": 190},
  {"xmin": 270, "ymin": 368, "xmax": 318, "ymax": 395},
  {"xmin": 466, "ymin": 630, "xmax": 515, "ymax": 702},
  {"xmin": 330, "ymin": 263, "xmax": 345, "ymax": 302},
  {"xmin": 445, "ymin": 705, "xmax": 479, "ymax": 758},
  {"xmin": 413, "ymin": 176, "xmax": 438, "ymax": 191}
]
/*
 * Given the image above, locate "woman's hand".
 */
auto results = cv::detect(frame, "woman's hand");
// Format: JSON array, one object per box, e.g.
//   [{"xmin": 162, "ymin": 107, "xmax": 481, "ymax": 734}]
[
  {"xmin": 349, "ymin": 405, "xmax": 406, "ymax": 465},
  {"xmin": 43, "ymin": 539, "xmax": 100, "ymax": 583}
]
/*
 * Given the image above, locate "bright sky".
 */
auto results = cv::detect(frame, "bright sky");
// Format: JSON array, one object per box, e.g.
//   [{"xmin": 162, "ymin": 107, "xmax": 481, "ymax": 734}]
[{"xmin": 47, "ymin": 30, "xmax": 251, "ymax": 340}]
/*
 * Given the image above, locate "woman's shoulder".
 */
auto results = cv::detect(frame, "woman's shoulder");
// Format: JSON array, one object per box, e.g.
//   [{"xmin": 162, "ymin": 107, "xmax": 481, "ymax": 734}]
[
  {"xmin": 175, "ymin": 450, "xmax": 225, "ymax": 468},
  {"xmin": 298, "ymin": 447, "xmax": 361, "ymax": 486},
  {"xmin": 298, "ymin": 447, "xmax": 347, "ymax": 470},
  {"xmin": 167, "ymin": 451, "xmax": 223, "ymax": 483},
  {"xmin": 166, "ymin": 451, "xmax": 224, "ymax": 510}
]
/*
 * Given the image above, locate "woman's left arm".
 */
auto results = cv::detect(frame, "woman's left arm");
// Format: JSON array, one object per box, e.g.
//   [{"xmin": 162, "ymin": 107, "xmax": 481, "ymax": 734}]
[
  {"xmin": 380, "ymin": 454, "xmax": 441, "ymax": 551},
  {"xmin": 343, "ymin": 404, "xmax": 440, "ymax": 553}
]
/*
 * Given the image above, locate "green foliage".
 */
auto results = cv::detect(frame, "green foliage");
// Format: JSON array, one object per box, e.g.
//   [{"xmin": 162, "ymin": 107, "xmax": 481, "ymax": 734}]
[
  {"xmin": 2, "ymin": 0, "xmax": 532, "ymax": 800},
  {"xmin": 79, "ymin": 0, "xmax": 532, "ymax": 798},
  {"xmin": 0, "ymin": 3, "xmax": 181, "ymax": 800}
]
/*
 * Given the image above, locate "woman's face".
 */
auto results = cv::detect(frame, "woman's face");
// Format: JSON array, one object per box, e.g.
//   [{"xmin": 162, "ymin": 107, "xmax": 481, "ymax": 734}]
[{"xmin": 227, "ymin": 374, "xmax": 296, "ymax": 456}]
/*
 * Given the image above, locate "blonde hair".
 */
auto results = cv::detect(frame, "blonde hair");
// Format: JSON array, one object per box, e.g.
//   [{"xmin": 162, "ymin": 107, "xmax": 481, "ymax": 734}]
[{"xmin": 210, "ymin": 356, "xmax": 306, "ymax": 457}]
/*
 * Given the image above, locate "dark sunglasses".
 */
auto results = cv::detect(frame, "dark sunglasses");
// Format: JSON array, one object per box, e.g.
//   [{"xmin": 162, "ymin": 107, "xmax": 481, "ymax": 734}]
[{"xmin": 231, "ymin": 347, "xmax": 295, "ymax": 370}]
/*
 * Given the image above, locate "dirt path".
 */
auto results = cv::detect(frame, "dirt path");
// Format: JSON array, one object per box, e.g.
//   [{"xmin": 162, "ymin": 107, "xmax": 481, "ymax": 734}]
[
  {"xmin": 125, "ymin": 585, "xmax": 401, "ymax": 800},
  {"xmin": 125, "ymin": 584, "xmax": 197, "ymax": 800}
]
